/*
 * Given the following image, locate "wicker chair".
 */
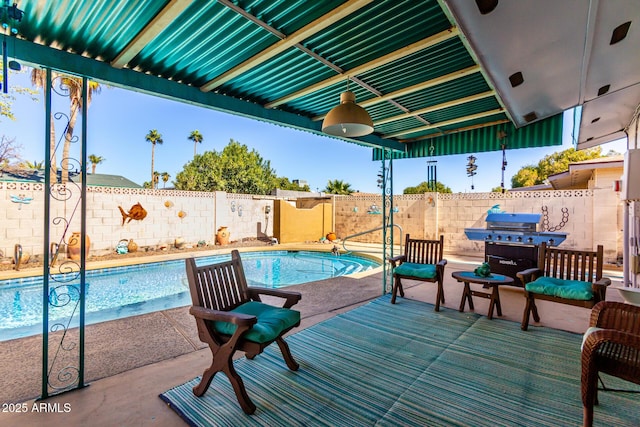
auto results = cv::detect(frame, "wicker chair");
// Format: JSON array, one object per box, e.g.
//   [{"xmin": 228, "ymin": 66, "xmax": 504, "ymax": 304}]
[{"xmin": 581, "ymin": 301, "xmax": 640, "ymax": 427}]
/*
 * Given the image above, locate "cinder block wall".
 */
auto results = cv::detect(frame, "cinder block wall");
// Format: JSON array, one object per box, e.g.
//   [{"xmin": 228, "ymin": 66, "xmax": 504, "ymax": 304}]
[
  {"xmin": 0, "ymin": 182, "xmax": 623, "ymax": 264},
  {"xmin": 334, "ymin": 190, "xmax": 623, "ymax": 264}
]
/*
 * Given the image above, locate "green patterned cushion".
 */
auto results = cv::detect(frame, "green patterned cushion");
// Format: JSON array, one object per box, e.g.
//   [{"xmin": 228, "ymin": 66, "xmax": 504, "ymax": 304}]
[
  {"xmin": 214, "ymin": 301, "xmax": 300, "ymax": 343},
  {"xmin": 525, "ymin": 277, "xmax": 593, "ymax": 300},
  {"xmin": 394, "ymin": 263, "xmax": 437, "ymax": 279}
]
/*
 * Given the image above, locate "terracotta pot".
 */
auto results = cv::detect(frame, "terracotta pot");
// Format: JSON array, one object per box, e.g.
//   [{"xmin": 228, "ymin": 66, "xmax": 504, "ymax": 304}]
[
  {"xmin": 127, "ymin": 239, "xmax": 138, "ymax": 253},
  {"xmin": 216, "ymin": 226, "xmax": 230, "ymax": 245},
  {"xmin": 326, "ymin": 232, "xmax": 337, "ymax": 242},
  {"xmin": 67, "ymin": 232, "xmax": 90, "ymax": 260}
]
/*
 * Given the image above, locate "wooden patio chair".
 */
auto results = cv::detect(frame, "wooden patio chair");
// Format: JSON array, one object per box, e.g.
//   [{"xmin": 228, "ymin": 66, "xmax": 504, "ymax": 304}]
[
  {"xmin": 388, "ymin": 234, "xmax": 447, "ymax": 310},
  {"xmin": 517, "ymin": 243, "xmax": 611, "ymax": 331},
  {"xmin": 185, "ymin": 250, "xmax": 302, "ymax": 414},
  {"xmin": 581, "ymin": 301, "xmax": 640, "ymax": 427}
]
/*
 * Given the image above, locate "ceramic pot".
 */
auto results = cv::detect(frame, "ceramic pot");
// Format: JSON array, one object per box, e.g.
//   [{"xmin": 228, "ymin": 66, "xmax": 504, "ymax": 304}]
[
  {"xmin": 216, "ymin": 226, "xmax": 230, "ymax": 245},
  {"xmin": 175, "ymin": 237, "xmax": 185, "ymax": 249},
  {"xmin": 67, "ymin": 232, "xmax": 90, "ymax": 260},
  {"xmin": 127, "ymin": 239, "xmax": 138, "ymax": 252},
  {"xmin": 326, "ymin": 232, "xmax": 337, "ymax": 242}
]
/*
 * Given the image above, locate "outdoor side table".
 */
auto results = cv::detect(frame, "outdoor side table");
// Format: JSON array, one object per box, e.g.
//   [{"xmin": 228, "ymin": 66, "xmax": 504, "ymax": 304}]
[{"xmin": 451, "ymin": 271, "xmax": 514, "ymax": 319}]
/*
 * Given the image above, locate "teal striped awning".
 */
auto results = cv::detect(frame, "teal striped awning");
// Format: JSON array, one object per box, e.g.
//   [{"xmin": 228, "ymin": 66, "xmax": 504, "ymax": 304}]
[{"xmin": 372, "ymin": 113, "xmax": 563, "ymax": 160}]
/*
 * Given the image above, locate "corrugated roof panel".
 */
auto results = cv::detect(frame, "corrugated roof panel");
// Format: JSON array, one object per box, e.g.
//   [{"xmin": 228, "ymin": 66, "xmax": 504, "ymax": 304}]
[
  {"xmin": 421, "ymin": 98, "xmax": 502, "ymax": 124},
  {"xmin": 394, "ymin": 73, "xmax": 491, "ymax": 111},
  {"xmin": 130, "ymin": 3, "xmax": 277, "ymax": 85},
  {"xmin": 375, "ymin": 117, "xmax": 427, "ymax": 136},
  {"xmin": 397, "ymin": 111, "xmax": 507, "ymax": 140},
  {"xmin": 373, "ymin": 114, "xmax": 564, "ymax": 160},
  {"xmin": 19, "ymin": 0, "xmax": 164, "ymax": 61},
  {"xmin": 307, "ymin": 0, "xmax": 449, "ymax": 71},
  {"xmin": 359, "ymin": 38, "xmax": 475, "ymax": 94},
  {"xmin": 223, "ymin": 48, "xmax": 338, "ymax": 103},
  {"xmin": 236, "ymin": 0, "xmax": 347, "ymax": 35},
  {"xmin": 367, "ymin": 102, "xmax": 406, "ymax": 122}
]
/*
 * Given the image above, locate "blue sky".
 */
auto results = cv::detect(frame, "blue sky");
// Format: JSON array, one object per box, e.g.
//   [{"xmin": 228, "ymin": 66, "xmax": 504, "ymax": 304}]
[{"xmin": 2, "ymin": 68, "xmax": 626, "ymax": 193}]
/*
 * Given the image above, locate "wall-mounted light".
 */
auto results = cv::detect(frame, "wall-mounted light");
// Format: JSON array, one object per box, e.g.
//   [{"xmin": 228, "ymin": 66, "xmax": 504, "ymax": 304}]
[
  {"xmin": 230, "ymin": 200, "xmax": 236, "ymax": 212},
  {"xmin": 237, "ymin": 205, "xmax": 243, "ymax": 217},
  {"xmin": 353, "ymin": 206, "xmax": 358, "ymax": 213},
  {"xmin": 265, "ymin": 205, "xmax": 271, "ymax": 214}
]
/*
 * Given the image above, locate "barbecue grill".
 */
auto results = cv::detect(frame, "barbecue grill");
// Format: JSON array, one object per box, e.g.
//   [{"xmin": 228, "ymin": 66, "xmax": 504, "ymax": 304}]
[{"xmin": 464, "ymin": 212, "xmax": 568, "ymax": 286}]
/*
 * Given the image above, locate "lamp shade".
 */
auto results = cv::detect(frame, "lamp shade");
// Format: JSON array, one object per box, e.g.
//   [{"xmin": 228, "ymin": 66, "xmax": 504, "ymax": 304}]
[{"xmin": 322, "ymin": 91, "xmax": 374, "ymax": 137}]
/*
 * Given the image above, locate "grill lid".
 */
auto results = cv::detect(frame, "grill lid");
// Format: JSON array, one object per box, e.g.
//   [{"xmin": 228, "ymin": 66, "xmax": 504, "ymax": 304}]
[{"xmin": 485, "ymin": 213, "xmax": 541, "ymax": 224}]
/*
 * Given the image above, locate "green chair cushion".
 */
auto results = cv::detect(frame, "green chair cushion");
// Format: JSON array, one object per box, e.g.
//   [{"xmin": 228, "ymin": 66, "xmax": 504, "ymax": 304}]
[
  {"xmin": 214, "ymin": 301, "xmax": 300, "ymax": 344},
  {"xmin": 394, "ymin": 263, "xmax": 437, "ymax": 279},
  {"xmin": 525, "ymin": 277, "xmax": 594, "ymax": 300}
]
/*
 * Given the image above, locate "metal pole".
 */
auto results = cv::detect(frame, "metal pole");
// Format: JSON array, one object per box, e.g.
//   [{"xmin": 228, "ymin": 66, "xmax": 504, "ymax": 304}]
[{"xmin": 41, "ymin": 67, "xmax": 52, "ymax": 399}]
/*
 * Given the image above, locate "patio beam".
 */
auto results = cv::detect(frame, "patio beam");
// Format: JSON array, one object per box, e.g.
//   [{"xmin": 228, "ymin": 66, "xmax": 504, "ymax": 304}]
[
  {"xmin": 201, "ymin": 0, "xmax": 374, "ymax": 92},
  {"xmin": 265, "ymin": 27, "xmax": 460, "ymax": 109},
  {"xmin": 111, "ymin": 0, "xmax": 193, "ymax": 69}
]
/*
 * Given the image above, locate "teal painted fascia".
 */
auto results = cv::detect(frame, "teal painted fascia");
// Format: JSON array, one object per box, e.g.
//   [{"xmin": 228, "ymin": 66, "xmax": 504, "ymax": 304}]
[{"xmin": 10, "ymin": 38, "xmax": 405, "ymax": 152}]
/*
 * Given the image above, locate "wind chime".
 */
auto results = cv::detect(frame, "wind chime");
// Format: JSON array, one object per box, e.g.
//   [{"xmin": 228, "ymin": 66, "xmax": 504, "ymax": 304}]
[
  {"xmin": 1, "ymin": 0, "xmax": 24, "ymax": 94},
  {"xmin": 498, "ymin": 130, "xmax": 508, "ymax": 193},
  {"xmin": 466, "ymin": 155, "xmax": 477, "ymax": 190},
  {"xmin": 426, "ymin": 142, "xmax": 437, "ymax": 191}
]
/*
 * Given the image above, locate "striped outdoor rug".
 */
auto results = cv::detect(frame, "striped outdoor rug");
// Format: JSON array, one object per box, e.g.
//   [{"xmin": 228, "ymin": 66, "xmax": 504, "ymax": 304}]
[{"xmin": 160, "ymin": 295, "xmax": 639, "ymax": 426}]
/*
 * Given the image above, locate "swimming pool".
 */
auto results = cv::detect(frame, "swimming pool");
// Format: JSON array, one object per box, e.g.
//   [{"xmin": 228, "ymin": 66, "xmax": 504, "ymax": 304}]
[{"xmin": 0, "ymin": 250, "xmax": 380, "ymax": 341}]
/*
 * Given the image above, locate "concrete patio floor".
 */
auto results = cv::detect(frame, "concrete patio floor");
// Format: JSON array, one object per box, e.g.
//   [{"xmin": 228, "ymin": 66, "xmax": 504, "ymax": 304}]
[{"xmin": 0, "ymin": 252, "xmax": 626, "ymax": 427}]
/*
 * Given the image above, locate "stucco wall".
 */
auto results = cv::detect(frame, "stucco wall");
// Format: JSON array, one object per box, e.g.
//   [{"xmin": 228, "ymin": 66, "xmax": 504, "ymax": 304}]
[{"xmin": 273, "ymin": 199, "xmax": 332, "ymax": 243}]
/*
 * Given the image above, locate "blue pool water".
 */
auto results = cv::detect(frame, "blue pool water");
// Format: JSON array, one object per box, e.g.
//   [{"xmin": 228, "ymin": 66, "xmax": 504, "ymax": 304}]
[{"xmin": 0, "ymin": 250, "xmax": 379, "ymax": 341}]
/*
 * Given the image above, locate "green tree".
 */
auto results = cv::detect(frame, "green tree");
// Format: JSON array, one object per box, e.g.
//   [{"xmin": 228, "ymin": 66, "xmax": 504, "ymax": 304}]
[
  {"xmin": 88, "ymin": 154, "xmax": 105, "ymax": 174},
  {"xmin": 188, "ymin": 130, "xmax": 204, "ymax": 158},
  {"xmin": 324, "ymin": 179, "xmax": 353, "ymax": 195},
  {"xmin": 511, "ymin": 147, "xmax": 607, "ymax": 188},
  {"xmin": 0, "ymin": 135, "xmax": 21, "ymax": 169},
  {"xmin": 274, "ymin": 177, "xmax": 311, "ymax": 191},
  {"xmin": 0, "ymin": 66, "xmax": 38, "ymax": 122},
  {"xmin": 174, "ymin": 139, "xmax": 278, "ymax": 194},
  {"xmin": 161, "ymin": 171, "xmax": 170, "ymax": 188},
  {"xmin": 31, "ymin": 70, "xmax": 101, "ymax": 183},
  {"xmin": 491, "ymin": 186, "xmax": 506, "ymax": 193},
  {"xmin": 145, "ymin": 129, "xmax": 163, "ymax": 185},
  {"xmin": 403, "ymin": 181, "xmax": 452, "ymax": 194}
]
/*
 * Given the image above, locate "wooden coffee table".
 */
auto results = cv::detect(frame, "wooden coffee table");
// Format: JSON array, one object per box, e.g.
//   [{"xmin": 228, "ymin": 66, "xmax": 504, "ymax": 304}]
[{"xmin": 451, "ymin": 271, "xmax": 514, "ymax": 319}]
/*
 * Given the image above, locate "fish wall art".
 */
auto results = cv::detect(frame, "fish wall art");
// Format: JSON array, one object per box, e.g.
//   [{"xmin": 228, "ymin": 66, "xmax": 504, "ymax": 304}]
[{"xmin": 118, "ymin": 203, "xmax": 147, "ymax": 225}]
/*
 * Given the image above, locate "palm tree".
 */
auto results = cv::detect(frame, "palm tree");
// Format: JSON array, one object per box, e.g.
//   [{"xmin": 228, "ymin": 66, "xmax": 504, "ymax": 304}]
[
  {"xmin": 145, "ymin": 130, "xmax": 163, "ymax": 185},
  {"xmin": 324, "ymin": 179, "xmax": 354, "ymax": 195},
  {"xmin": 161, "ymin": 172, "xmax": 170, "ymax": 188},
  {"xmin": 88, "ymin": 154, "xmax": 105, "ymax": 174},
  {"xmin": 19, "ymin": 160, "xmax": 45, "ymax": 170},
  {"xmin": 31, "ymin": 70, "xmax": 101, "ymax": 183},
  {"xmin": 188, "ymin": 130, "xmax": 203, "ymax": 157},
  {"xmin": 152, "ymin": 171, "xmax": 160, "ymax": 189}
]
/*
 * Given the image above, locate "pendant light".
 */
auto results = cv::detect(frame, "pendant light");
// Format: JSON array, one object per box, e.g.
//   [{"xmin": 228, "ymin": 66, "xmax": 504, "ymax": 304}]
[{"xmin": 322, "ymin": 80, "xmax": 373, "ymax": 137}]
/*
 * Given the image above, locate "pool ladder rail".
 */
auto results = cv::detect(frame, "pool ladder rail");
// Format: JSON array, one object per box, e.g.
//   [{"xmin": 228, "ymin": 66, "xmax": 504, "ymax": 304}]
[
  {"xmin": 14, "ymin": 244, "xmax": 22, "ymax": 271},
  {"xmin": 341, "ymin": 224, "xmax": 404, "ymax": 258}
]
